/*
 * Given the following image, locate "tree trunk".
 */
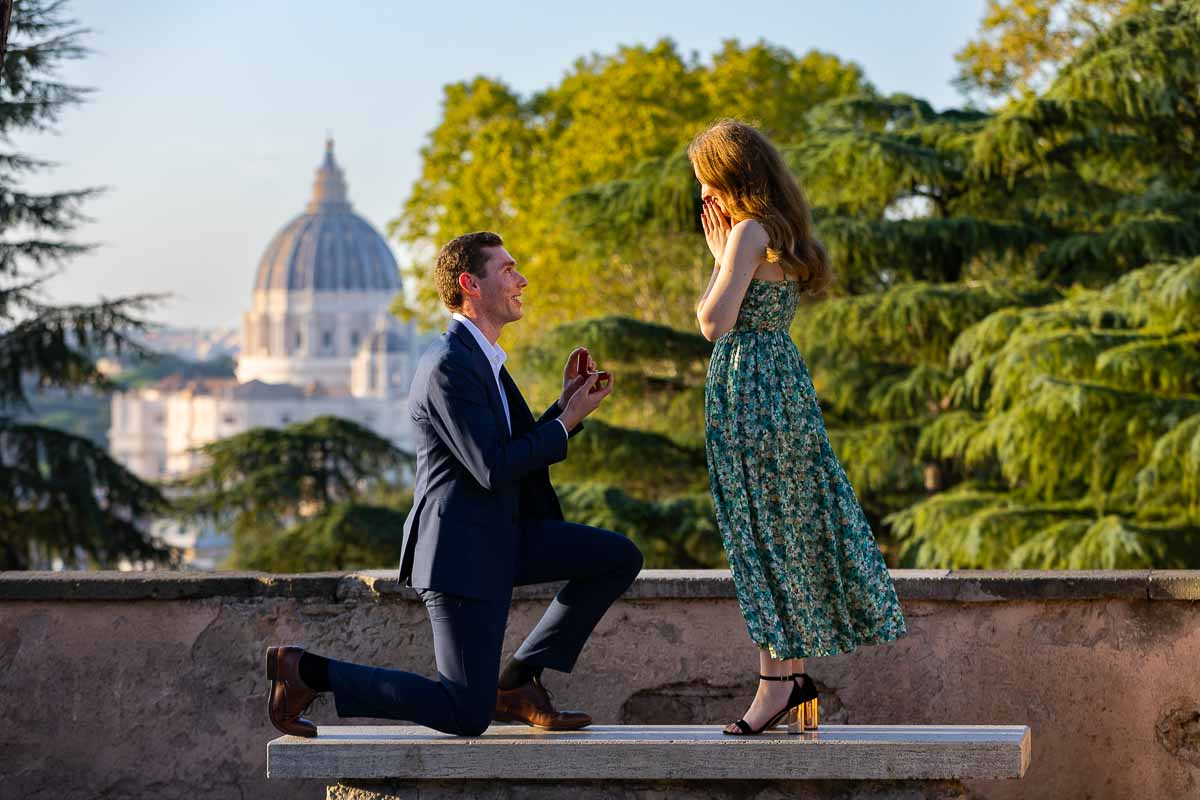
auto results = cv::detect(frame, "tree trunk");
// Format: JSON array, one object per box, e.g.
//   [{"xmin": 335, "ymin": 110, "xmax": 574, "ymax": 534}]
[{"xmin": 0, "ymin": 0, "xmax": 13, "ymax": 76}]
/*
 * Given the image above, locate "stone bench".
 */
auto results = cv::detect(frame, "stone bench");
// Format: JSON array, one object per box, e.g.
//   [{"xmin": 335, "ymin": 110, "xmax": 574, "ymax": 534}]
[{"xmin": 268, "ymin": 723, "xmax": 1031, "ymax": 799}]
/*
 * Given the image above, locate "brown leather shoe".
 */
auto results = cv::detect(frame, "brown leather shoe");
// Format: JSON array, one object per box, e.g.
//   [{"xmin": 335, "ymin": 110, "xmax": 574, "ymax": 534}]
[
  {"xmin": 494, "ymin": 675, "xmax": 592, "ymax": 730},
  {"xmin": 266, "ymin": 645, "xmax": 319, "ymax": 738}
]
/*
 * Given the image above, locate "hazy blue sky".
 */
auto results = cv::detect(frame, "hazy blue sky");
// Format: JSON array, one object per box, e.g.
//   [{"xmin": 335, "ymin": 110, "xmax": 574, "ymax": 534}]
[{"xmin": 24, "ymin": 0, "xmax": 986, "ymax": 329}]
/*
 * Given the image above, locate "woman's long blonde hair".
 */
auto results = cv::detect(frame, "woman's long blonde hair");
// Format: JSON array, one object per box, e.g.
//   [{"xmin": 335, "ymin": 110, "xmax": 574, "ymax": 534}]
[{"xmin": 687, "ymin": 119, "xmax": 832, "ymax": 294}]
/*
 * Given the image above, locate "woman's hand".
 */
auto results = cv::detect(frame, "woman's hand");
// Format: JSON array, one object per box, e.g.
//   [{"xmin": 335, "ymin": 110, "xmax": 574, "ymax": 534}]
[{"xmin": 701, "ymin": 197, "xmax": 732, "ymax": 264}]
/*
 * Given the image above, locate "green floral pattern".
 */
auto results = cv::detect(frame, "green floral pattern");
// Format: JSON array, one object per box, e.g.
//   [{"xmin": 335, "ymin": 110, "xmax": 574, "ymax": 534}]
[{"xmin": 705, "ymin": 279, "xmax": 907, "ymax": 659}]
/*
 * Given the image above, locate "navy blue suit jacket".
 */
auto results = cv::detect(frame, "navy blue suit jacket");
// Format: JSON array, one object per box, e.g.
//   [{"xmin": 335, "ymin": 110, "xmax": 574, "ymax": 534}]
[{"xmin": 398, "ymin": 319, "xmax": 581, "ymax": 601}]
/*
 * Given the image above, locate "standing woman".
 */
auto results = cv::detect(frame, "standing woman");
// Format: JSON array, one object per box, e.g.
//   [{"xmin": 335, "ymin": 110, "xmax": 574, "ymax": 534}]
[{"xmin": 690, "ymin": 120, "xmax": 906, "ymax": 736}]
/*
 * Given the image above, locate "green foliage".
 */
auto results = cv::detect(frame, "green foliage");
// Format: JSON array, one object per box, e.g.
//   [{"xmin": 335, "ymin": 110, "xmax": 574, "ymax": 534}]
[
  {"xmin": 170, "ymin": 416, "xmax": 413, "ymax": 571},
  {"xmin": 549, "ymin": 420, "xmax": 708, "ymax": 499},
  {"xmin": 515, "ymin": 315, "xmax": 711, "ymax": 448},
  {"xmin": 0, "ymin": 1, "xmax": 170, "ymax": 569},
  {"xmin": 0, "ymin": 418, "xmax": 169, "ymax": 569},
  {"xmin": 392, "ymin": 38, "xmax": 871, "ymax": 339},
  {"xmin": 953, "ymin": 0, "xmax": 1139, "ymax": 100},
  {"xmin": 230, "ymin": 501, "xmax": 414, "ymax": 573},
  {"xmin": 385, "ymin": 3, "xmax": 1200, "ymax": 570},
  {"xmin": 512, "ymin": 316, "xmax": 716, "ymax": 558},
  {"xmin": 556, "ymin": 483, "xmax": 725, "ymax": 568},
  {"xmin": 15, "ymin": 382, "xmax": 109, "ymax": 446},
  {"xmin": 894, "ymin": 257, "xmax": 1200, "ymax": 568},
  {"xmin": 551, "ymin": 1, "xmax": 1200, "ymax": 569}
]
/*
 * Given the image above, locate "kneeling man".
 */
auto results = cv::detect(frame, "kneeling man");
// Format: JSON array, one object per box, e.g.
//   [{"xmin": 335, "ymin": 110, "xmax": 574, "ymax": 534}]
[{"xmin": 266, "ymin": 231, "xmax": 643, "ymax": 736}]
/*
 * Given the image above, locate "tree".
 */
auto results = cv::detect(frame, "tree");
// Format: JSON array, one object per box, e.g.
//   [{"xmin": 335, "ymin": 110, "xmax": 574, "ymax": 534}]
[
  {"xmin": 558, "ymin": 0, "xmax": 1200, "ymax": 567},
  {"xmin": 893, "ymin": 257, "xmax": 1200, "ymax": 568},
  {"xmin": 852, "ymin": 0, "xmax": 1200, "ymax": 566},
  {"xmin": 561, "ymin": 92, "xmax": 1056, "ymax": 553},
  {"xmin": 171, "ymin": 416, "xmax": 413, "ymax": 571},
  {"xmin": 953, "ymin": 0, "xmax": 1143, "ymax": 101},
  {"xmin": 392, "ymin": 38, "xmax": 871, "ymax": 340},
  {"xmin": 701, "ymin": 41, "xmax": 872, "ymax": 142},
  {"xmin": 0, "ymin": 0, "xmax": 169, "ymax": 570},
  {"xmin": 971, "ymin": 0, "xmax": 1200, "ymax": 283}
]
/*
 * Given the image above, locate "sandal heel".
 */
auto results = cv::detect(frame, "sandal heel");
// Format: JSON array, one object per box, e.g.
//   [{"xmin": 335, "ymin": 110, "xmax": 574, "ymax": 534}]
[
  {"xmin": 801, "ymin": 698, "xmax": 818, "ymax": 730},
  {"xmin": 787, "ymin": 705, "xmax": 804, "ymax": 735}
]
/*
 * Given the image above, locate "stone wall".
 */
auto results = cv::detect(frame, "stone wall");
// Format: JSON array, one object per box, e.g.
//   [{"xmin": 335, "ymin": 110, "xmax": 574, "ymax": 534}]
[{"xmin": 1, "ymin": 569, "xmax": 1197, "ymax": 799}]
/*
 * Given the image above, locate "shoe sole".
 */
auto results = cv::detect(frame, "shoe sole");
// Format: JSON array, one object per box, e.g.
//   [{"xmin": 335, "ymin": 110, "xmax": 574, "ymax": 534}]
[{"xmin": 493, "ymin": 713, "xmax": 592, "ymax": 731}]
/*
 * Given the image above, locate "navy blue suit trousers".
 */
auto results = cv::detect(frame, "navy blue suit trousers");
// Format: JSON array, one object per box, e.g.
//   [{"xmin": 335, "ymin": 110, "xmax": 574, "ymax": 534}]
[{"xmin": 328, "ymin": 519, "xmax": 642, "ymax": 736}]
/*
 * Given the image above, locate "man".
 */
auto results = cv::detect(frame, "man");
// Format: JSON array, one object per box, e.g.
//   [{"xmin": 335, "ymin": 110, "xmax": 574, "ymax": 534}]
[{"xmin": 266, "ymin": 231, "xmax": 643, "ymax": 737}]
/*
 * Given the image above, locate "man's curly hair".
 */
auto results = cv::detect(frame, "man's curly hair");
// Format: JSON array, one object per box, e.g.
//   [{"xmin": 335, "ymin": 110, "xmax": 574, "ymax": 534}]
[{"xmin": 435, "ymin": 231, "xmax": 503, "ymax": 311}]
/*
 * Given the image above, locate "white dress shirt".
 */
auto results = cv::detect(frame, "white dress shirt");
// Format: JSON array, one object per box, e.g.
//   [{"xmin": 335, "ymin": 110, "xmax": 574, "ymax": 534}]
[{"xmin": 452, "ymin": 313, "xmax": 567, "ymax": 438}]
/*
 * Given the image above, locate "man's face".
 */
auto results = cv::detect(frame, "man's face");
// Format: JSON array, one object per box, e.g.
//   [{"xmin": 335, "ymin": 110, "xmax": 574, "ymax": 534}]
[{"xmin": 472, "ymin": 246, "xmax": 528, "ymax": 325}]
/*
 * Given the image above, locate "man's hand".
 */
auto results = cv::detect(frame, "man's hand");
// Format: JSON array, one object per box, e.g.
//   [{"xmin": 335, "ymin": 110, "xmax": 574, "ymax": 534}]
[
  {"xmin": 559, "ymin": 371, "xmax": 614, "ymax": 430},
  {"xmin": 558, "ymin": 347, "xmax": 596, "ymax": 410}
]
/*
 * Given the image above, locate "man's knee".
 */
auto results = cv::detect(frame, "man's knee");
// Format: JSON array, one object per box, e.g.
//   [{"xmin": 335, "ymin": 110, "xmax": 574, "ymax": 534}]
[
  {"xmin": 453, "ymin": 701, "xmax": 495, "ymax": 737},
  {"xmin": 621, "ymin": 536, "xmax": 644, "ymax": 580}
]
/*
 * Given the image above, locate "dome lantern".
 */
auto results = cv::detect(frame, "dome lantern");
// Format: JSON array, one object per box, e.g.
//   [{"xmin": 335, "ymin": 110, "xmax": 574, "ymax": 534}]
[{"xmin": 308, "ymin": 137, "xmax": 350, "ymax": 212}]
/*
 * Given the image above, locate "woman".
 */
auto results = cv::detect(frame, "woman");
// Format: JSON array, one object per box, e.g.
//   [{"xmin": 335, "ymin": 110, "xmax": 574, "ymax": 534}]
[{"xmin": 690, "ymin": 119, "xmax": 906, "ymax": 736}]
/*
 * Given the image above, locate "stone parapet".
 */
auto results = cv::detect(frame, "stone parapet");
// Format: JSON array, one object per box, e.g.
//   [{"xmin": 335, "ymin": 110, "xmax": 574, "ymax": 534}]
[
  {"xmin": 1, "ymin": 569, "xmax": 1197, "ymax": 800},
  {"xmin": 3, "ymin": 567, "xmax": 1197, "ymax": 602}
]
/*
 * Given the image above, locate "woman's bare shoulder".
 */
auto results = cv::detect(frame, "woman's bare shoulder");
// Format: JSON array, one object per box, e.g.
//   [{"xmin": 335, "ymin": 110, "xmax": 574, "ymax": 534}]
[{"xmin": 729, "ymin": 218, "xmax": 769, "ymax": 247}]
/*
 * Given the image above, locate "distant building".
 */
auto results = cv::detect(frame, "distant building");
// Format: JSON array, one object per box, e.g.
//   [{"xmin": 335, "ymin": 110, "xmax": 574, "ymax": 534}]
[{"xmin": 110, "ymin": 141, "xmax": 426, "ymax": 566}]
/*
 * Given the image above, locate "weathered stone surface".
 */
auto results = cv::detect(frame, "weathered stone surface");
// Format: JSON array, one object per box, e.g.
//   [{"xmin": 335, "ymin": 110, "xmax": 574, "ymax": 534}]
[
  {"xmin": 329, "ymin": 778, "xmax": 970, "ymax": 799},
  {"xmin": 350, "ymin": 569, "xmax": 742, "ymax": 601},
  {"xmin": 1, "ymin": 571, "xmax": 1199, "ymax": 800},
  {"xmin": 0, "ymin": 569, "xmax": 346, "ymax": 600},
  {"xmin": 352, "ymin": 568, "xmax": 1166, "ymax": 602},
  {"xmin": 920, "ymin": 570, "xmax": 1152, "ymax": 601},
  {"xmin": 1149, "ymin": 570, "xmax": 1200, "ymax": 600},
  {"xmin": 1156, "ymin": 706, "xmax": 1200, "ymax": 770},
  {"xmin": 269, "ymin": 724, "xmax": 1029, "ymax": 781}
]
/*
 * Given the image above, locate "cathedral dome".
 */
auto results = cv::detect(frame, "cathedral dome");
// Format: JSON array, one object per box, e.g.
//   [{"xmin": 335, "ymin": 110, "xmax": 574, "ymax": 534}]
[{"xmin": 253, "ymin": 140, "xmax": 402, "ymax": 293}]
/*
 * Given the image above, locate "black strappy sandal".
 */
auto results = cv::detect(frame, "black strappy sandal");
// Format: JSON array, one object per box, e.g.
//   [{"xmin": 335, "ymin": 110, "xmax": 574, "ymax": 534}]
[
  {"xmin": 793, "ymin": 672, "xmax": 819, "ymax": 730},
  {"xmin": 723, "ymin": 674, "xmax": 806, "ymax": 735}
]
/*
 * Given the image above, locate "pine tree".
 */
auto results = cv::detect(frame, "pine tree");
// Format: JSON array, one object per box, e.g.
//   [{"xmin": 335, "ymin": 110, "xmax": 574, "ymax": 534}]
[
  {"xmin": 893, "ymin": 257, "xmax": 1200, "ymax": 567},
  {"xmin": 170, "ymin": 416, "xmax": 413, "ymax": 571},
  {"xmin": 888, "ymin": 1, "xmax": 1200, "ymax": 568},
  {"xmin": 971, "ymin": 0, "xmax": 1200, "ymax": 284},
  {"xmin": 0, "ymin": 0, "xmax": 169, "ymax": 570}
]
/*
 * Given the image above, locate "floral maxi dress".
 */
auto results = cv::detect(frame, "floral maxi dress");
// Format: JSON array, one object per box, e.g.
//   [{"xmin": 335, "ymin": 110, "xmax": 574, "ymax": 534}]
[{"xmin": 705, "ymin": 278, "xmax": 907, "ymax": 659}]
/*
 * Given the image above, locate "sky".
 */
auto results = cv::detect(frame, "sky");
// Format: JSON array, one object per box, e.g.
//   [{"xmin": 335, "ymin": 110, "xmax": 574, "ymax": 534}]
[{"xmin": 21, "ymin": 0, "xmax": 988, "ymax": 329}]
